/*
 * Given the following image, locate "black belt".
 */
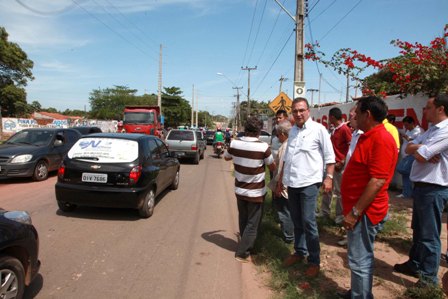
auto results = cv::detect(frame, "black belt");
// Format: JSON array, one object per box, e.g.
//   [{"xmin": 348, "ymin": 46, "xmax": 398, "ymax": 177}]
[{"xmin": 414, "ymin": 182, "xmax": 444, "ymax": 188}]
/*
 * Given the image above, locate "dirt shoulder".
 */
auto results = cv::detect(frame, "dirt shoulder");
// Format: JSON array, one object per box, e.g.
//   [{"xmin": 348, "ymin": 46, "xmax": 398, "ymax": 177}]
[{"xmin": 250, "ymin": 191, "xmax": 448, "ymax": 298}]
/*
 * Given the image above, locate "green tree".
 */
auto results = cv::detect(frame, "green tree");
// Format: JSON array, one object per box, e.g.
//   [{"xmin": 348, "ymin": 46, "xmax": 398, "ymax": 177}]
[
  {"xmin": 29, "ymin": 100, "xmax": 42, "ymax": 113},
  {"xmin": 0, "ymin": 27, "xmax": 34, "ymax": 117},
  {"xmin": 162, "ymin": 92, "xmax": 191, "ymax": 127},
  {"xmin": 163, "ymin": 86, "xmax": 183, "ymax": 97},
  {"xmin": 43, "ymin": 107, "xmax": 59, "ymax": 113},
  {"xmin": 89, "ymin": 85, "xmax": 139, "ymax": 119}
]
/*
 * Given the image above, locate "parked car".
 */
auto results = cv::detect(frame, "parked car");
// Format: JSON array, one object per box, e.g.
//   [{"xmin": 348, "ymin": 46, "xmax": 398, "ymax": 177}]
[
  {"xmin": 205, "ymin": 130, "xmax": 215, "ymax": 145},
  {"xmin": 0, "ymin": 209, "xmax": 40, "ymax": 299},
  {"xmin": 0, "ymin": 128, "xmax": 82, "ymax": 181},
  {"xmin": 195, "ymin": 130, "xmax": 207, "ymax": 150},
  {"xmin": 55, "ymin": 133, "xmax": 180, "ymax": 218},
  {"xmin": 236, "ymin": 130, "xmax": 272, "ymax": 145},
  {"xmin": 164, "ymin": 129, "xmax": 206, "ymax": 164},
  {"xmin": 71, "ymin": 126, "xmax": 102, "ymax": 135}
]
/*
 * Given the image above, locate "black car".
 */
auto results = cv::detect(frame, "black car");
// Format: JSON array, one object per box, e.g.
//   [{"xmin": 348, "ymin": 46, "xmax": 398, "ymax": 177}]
[
  {"xmin": 0, "ymin": 209, "xmax": 40, "ymax": 299},
  {"xmin": 205, "ymin": 130, "xmax": 215, "ymax": 145},
  {"xmin": 55, "ymin": 133, "xmax": 180, "ymax": 218},
  {"xmin": 71, "ymin": 126, "xmax": 102, "ymax": 135},
  {"xmin": 0, "ymin": 128, "xmax": 82, "ymax": 181}
]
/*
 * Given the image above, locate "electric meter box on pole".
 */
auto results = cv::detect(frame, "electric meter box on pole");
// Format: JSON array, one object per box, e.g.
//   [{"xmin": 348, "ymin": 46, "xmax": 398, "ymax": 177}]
[{"xmin": 294, "ymin": 81, "xmax": 306, "ymax": 99}]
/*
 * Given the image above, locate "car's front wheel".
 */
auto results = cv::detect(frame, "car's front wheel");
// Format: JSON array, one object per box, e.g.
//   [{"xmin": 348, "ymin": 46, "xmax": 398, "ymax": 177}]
[
  {"xmin": 57, "ymin": 201, "xmax": 77, "ymax": 212},
  {"xmin": 139, "ymin": 189, "xmax": 155, "ymax": 218},
  {"xmin": 33, "ymin": 160, "xmax": 48, "ymax": 181},
  {"xmin": 0, "ymin": 256, "xmax": 25, "ymax": 299}
]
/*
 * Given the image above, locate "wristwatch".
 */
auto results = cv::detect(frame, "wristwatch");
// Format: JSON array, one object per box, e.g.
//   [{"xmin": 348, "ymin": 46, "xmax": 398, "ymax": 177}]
[
  {"xmin": 351, "ymin": 206, "xmax": 360, "ymax": 217},
  {"xmin": 326, "ymin": 174, "xmax": 334, "ymax": 179}
]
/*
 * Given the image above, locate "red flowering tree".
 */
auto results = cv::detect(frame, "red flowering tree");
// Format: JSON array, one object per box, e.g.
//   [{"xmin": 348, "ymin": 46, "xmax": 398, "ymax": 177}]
[{"xmin": 305, "ymin": 24, "xmax": 448, "ymax": 97}]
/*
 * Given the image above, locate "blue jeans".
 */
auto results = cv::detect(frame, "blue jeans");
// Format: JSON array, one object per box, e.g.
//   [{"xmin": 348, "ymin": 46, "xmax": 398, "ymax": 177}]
[
  {"xmin": 408, "ymin": 184, "xmax": 448, "ymax": 284},
  {"xmin": 401, "ymin": 174, "xmax": 413, "ymax": 198},
  {"xmin": 348, "ymin": 214, "xmax": 386, "ymax": 299},
  {"xmin": 273, "ymin": 196, "xmax": 294, "ymax": 242},
  {"xmin": 288, "ymin": 184, "xmax": 320, "ymax": 265}
]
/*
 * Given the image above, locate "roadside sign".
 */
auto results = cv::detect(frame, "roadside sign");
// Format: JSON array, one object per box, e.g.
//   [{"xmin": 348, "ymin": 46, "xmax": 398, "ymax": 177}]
[{"xmin": 269, "ymin": 92, "xmax": 292, "ymax": 113}]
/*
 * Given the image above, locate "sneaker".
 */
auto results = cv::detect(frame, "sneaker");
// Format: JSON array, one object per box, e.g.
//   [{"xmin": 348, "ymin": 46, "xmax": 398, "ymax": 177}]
[
  {"xmin": 282, "ymin": 254, "xmax": 305, "ymax": 267},
  {"xmin": 235, "ymin": 255, "xmax": 250, "ymax": 263},
  {"xmin": 396, "ymin": 194, "xmax": 405, "ymax": 198},
  {"xmin": 393, "ymin": 262, "xmax": 419, "ymax": 278},
  {"xmin": 305, "ymin": 264, "xmax": 320, "ymax": 278}
]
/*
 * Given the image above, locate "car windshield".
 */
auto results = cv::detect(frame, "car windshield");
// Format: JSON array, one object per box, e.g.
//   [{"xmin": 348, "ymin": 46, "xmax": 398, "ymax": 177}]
[
  {"xmin": 7, "ymin": 130, "xmax": 54, "ymax": 146},
  {"xmin": 123, "ymin": 112, "xmax": 155, "ymax": 124},
  {"xmin": 68, "ymin": 138, "xmax": 139, "ymax": 163},
  {"xmin": 167, "ymin": 130, "xmax": 194, "ymax": 141}
]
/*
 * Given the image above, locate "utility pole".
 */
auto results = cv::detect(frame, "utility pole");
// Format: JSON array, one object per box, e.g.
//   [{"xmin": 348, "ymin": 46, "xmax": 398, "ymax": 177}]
[
  {"xmin": 158, "ymin": 44, "xmax": 163, "ymax": 113},
  {"xmin": 233, "ymin": 86, "xmax": 243, "ymax": 132},
  {"xmin": 279, "ymin": 75, "xmax": 288, "ymax": 93},
  {"xmin": 195, "ymin": 93, "xmax": 198, "ymax": 129},
  {"xmin": 294, "ymin": 0, "xmax": 305, "ymax": 84},
  {"xmin": 191, "ymin": 84, "xmax": 194, "ymax": 128},
  {"xmin": 308, "ymin": 88, "xmax": 319, "ymax": 106},
  {"xmin": 241, "ymin": 66, "xmax": 257, "ymax": 116},
  {"xmin": 273, "ymin": 0, "xmax": 305, "ymax": 99}
]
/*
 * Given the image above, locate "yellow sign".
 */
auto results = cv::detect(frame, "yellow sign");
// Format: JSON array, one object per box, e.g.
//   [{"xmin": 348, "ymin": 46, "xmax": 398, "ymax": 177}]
[{"xmin": 269, "ymin": 92, "xmax": 292, "ymax": 113}]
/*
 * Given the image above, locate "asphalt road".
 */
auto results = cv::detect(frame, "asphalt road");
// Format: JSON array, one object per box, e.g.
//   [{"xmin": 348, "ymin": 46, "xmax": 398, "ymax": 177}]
[{"xmin": 0, "ymin": 147, "xmax": 258, "ymax": 299}]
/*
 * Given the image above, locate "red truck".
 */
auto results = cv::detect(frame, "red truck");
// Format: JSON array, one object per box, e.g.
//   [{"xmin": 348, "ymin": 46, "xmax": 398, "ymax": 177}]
[{"xmin": 122, "ymin": 106, "xmax": 162, "ymax": 137}]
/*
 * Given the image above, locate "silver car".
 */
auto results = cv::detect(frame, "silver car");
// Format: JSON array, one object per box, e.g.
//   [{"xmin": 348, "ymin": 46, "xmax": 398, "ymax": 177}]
[{"xmin": 165, "ymin": 129, "xmax": 206, "ymax": 164}]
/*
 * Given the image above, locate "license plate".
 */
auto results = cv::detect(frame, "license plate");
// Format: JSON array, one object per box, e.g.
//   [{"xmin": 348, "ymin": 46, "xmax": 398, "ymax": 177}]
[
  {"xmin": 176, "ymin": 152, "xmax": 185, "ymax": 156},
  {"xmin": 82, "ymin": 173, "xmax": 107, "ymax": 183}
]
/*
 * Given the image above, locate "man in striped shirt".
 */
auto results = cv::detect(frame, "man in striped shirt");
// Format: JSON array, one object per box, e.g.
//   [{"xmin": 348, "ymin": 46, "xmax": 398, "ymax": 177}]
[{"xmin": 224, "ymin": 116, "xmax": 276, "ymax": 263}]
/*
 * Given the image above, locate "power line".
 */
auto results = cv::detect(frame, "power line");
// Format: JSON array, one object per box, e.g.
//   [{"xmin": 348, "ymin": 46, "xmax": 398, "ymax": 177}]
[
  {"xmin": 255, "ymin": 0, "xmax": 287, "ymax": 67},
  {"xmin": 310, "ymin": 0, "xmax": 338, "ymax": 23},
  {"xmin": 102, "ymin": 0, "xmax": 159, "ymax": 48},
  {"xmin": 16, "ymin": 0, "xmax": 77, "ymax": 15},
  {"xmin": 319, "ymin": 0, "xmax": 363, "ymax": 42},
  {"xmin": 253, "ymin": 28, "xmax": 294, "ymax": 96},
  {"xmin": 322, "ymin": 75, "xmax": 341, "ymax": 93},
  {"xmin": 90, "ymin": 0, "xmax": 158, "ymax": 61},
  {"xmin": 240, "ymin": 0, "xmax": 260, "ymax": 72},
  {"xmin": 308, "ymin": 0, "xmax": 321, "ymax": 14},
  {"xmin": 71, "ymin": 0, "xmax": 154, "ymax": 58},
  {"xmin": 306, "ymin": 14, "xmax": 321, "ymax": 75},
  {"xmin": 246, "ymin": 0, "xmax": 268, "ymax": 66}
]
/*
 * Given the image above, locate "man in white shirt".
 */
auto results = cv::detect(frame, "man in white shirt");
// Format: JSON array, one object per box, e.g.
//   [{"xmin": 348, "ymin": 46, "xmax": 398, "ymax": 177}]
[
  {"xmin": 276, "ymin": 97, "xmax": 335, "ymax": 277},
  {"xmin": 396, "ymin": 116, "xmax": 425, "ymax": 198},
  {"xmin": 394, "ymin": 94, "xmax": 448, "ymax": 287}
]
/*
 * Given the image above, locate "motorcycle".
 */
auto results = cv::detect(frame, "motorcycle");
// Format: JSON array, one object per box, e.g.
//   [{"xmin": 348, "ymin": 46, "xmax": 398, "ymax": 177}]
[{"xmin": 214, "ymin": 141, "xmax": 224, "ymax": 158}]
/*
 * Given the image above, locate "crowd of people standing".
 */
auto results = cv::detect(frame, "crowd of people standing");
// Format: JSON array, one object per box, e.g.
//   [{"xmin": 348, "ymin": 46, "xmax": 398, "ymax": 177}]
[{"xmin": 223, "ymin": 93, "xmax": 448, "ymax": 298}]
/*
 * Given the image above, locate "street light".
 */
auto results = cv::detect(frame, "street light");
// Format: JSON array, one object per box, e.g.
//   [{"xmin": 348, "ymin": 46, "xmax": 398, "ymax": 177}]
[{"xmin": 217, "ymin": 72, "xmax": 242, "ymax": 132}]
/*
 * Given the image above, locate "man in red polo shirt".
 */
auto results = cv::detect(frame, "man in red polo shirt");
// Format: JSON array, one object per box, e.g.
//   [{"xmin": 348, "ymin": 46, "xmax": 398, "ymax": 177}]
[{"xmin": 338, "ymin": 96, "xmax": 398, "ymax": 299}]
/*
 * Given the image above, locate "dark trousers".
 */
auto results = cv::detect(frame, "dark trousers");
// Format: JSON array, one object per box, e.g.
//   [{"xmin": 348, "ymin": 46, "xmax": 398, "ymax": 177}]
[{"xmin": 235, "ymin": 199, "xmax": 263, "ymax": 258}]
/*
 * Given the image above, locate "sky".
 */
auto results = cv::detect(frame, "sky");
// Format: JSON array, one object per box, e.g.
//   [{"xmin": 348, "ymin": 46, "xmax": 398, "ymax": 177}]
[{"xmin": 1, "ymin": 0, "xmax": 447, "ymax": 118}]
